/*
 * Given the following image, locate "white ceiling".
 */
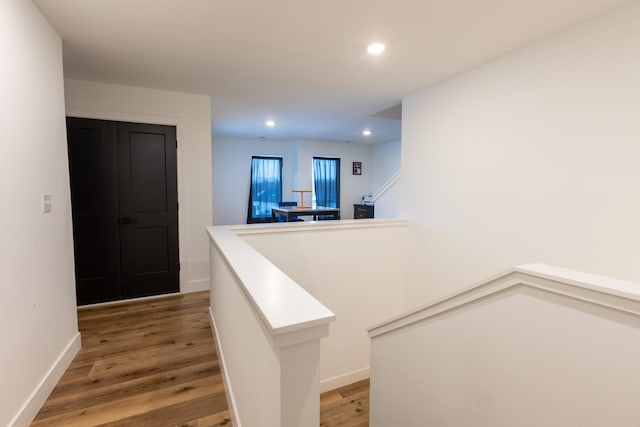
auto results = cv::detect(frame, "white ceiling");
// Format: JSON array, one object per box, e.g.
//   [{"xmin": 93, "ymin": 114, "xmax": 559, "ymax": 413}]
[{"xmin": 34, "ymin": 0, "xmax": 630, "ymax": 144}]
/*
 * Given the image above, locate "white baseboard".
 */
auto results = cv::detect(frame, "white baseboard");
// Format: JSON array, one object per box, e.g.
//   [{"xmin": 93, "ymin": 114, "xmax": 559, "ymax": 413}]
[
  {"xmin": 320, "ymin": 367, "xmax": 370, "ymax": 393},
  {"xmin": 209, "ymin": 307, "xmax": 241, "ymax": 427},
  {"xmin": 182, "ymin": 278, "xmax": 210, "ymax": 293},
  {"xmin": 10, "ymin": 332, "xmax": 81, "ymax": 427}
]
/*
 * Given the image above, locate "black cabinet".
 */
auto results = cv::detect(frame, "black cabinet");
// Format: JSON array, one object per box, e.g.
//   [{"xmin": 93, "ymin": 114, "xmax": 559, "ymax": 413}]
[{"xmin": 354, "ymin": 204, "xmax": 374, "ymax": 219}]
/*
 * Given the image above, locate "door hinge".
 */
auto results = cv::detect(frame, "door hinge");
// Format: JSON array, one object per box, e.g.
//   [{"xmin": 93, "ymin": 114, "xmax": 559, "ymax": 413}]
[{"xmin": 175, "ymin": 262, "xmax": 181, "ymax": 271}]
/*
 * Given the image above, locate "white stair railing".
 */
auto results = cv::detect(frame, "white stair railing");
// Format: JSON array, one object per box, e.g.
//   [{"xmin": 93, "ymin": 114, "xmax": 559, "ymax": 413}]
[
  {"xmin": 370, "ymin": 169, "xmax": 402, "ymax": 202},
  {"xmin": 368, "ymin": 264, "xmax": 640, "ymax": 427},
  {"xmin": 208, "ymin": 225, "xmax": 335, "ymax": 427}
]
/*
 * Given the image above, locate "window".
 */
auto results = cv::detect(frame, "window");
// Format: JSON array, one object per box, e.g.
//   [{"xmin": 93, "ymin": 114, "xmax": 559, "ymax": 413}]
[
  {"xmin": 247, "ymin": 156, "xmax": 282, "ymax": 223},
  {"xmin": 313, "ymin": 157, "xmax": 340, "ymax": 211}
]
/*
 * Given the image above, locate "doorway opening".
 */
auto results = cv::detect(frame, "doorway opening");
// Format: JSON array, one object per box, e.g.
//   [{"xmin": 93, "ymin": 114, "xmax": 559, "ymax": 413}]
[{"xmin": 67, "ymin": 117, "xmax": 179, "ymax": 305}]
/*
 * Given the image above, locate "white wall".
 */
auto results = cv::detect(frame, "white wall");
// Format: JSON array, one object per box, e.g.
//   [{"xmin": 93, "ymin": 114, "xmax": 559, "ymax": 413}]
[
  {"xmin": 212, "ymin": 137, "xmax": 296, "ymax": 225},
  {"xmin": 212, "ymin": 137, "xmax": 373, "ymax": 224},
  {"xmin": 294, "ymin": 140, "xmax": 373, "ymax": 220},
  {"xmin": 370, "ymin": 139, "xmax": 402, "ymax": 219},
  {"xmin": 64, "ymin": 79, "xmax": 212, "ymax": 292},
  {"xmin": 241, "ymin": 220, "xmax": 408, "ymax": 391},
  {"xmin": 371, "ymin": 140, "xmax": 401, "ymax": 192},
  {"xmin": 0, "ymin": 1, "xmax": 80, "ymax": 425},
  {"xmin": 369, "ymin": 266, "xmax": 640, "ymax": 427},
  {"xmin": 372, "ymin": 178, "xmax": 404, "ymax": 220},
  {"xmin": 402, "ymin": 0, "xmax": 640, "ymax": 307}
]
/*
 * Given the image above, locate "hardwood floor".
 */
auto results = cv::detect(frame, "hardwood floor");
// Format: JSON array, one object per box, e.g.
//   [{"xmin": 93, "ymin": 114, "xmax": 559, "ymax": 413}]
[
  {"xmin": 320, "ymin": 379, "xmax": 370, "ymax": 427},
  {"xmin": 32, "ymin": 291, "xmax": 370, "ymax": 426},
  {"xmin": 32, "ymin": 292, "xmax": 230, "ymax": 426}
]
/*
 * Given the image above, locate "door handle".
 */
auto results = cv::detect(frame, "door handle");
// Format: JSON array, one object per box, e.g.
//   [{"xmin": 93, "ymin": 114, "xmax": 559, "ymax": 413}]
[{"xmin": 118, "ymin": 217, "xmax": 138, "ymax": 225}]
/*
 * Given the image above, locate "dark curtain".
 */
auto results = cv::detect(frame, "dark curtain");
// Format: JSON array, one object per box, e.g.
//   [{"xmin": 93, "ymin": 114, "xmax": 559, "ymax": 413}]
[
  {"xmin": 313, "ymin": 157, "xmax": 340, "ymax": 208},
  {"xmin": 247, "ymin": 156, "xmax": 282, "ymax": 223}
]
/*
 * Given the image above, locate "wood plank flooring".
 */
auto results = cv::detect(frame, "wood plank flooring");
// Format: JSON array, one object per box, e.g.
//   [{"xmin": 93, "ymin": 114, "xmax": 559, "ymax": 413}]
[
  {"xmin": 320, "ymin": 379, "xmax": 370, "ymax": 427},
  {"xmin": 32, "ymin": 291, "xmax": 369, "ymax": 426}
]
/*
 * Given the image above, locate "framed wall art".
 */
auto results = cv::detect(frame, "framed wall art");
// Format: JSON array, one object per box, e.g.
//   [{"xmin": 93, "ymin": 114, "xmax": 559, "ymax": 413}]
[{"xmin": 352, "ymin": 161, "xmax": 362, "ymax": 175}]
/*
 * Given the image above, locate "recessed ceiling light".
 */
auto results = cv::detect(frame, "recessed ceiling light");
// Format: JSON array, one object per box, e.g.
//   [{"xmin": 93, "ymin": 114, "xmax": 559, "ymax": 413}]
[
  {"xmin": 367, "ymin": 43, "xmax": 385, "ymax": 55},
  {"xmin": 265, "ymin": 120, "xmax": 276, "ymax": 127},
  {"xmin": 362, "ymin": 129, "xmax": 372, "ymax": 136}
]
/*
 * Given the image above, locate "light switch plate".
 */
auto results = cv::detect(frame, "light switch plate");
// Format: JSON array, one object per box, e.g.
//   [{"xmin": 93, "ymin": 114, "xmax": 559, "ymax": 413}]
[{"xmin": 42, "ymin": 193, "xmax": 52, "ymax": 213}]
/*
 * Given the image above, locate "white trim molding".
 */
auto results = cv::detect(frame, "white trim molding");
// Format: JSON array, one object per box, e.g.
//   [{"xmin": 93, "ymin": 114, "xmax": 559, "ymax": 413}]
[
  {"xmin": 320, "ymin": 367, "xmax": 370, "ymax": 393},
  {"xmin": 229, "ymin": 218, "xmax": 407, "ymax": 236},
  {"xmin": 209, "ymin": 226, "xmax": 335, "ymax": 336},
  {"xmin": 372, "ymin": 169, "xmax": 402, "ymax": 202},
  {"xmin": 10, "ymin": 332, "xmax": 81, "ymax": 427},
  {"xmin": 368, "ymin": 263, "xmax": 640, "ymax": 338},
  {"xmin": 182, "ymin": 278, "xmax": 210, "ymax": 293}
]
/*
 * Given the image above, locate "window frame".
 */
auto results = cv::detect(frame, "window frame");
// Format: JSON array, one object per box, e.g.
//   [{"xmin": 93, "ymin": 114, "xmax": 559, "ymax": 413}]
[
  {"xmin": 312, "ymin": 156, "xmax": 340, "ymax": 210},
  {"xmin": 247, "ymin": 155, "xmax": 283, "ymax": 224}
]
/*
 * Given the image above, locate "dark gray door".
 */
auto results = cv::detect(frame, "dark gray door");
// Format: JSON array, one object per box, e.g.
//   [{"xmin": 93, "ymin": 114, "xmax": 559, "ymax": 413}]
[
  {"xmin": 116, "ymin": 122, "xmax": 179, "ymax": 299},
  {"xmin": 67, "ymin": 118, "xmax": 179, "ymax": 305}
]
